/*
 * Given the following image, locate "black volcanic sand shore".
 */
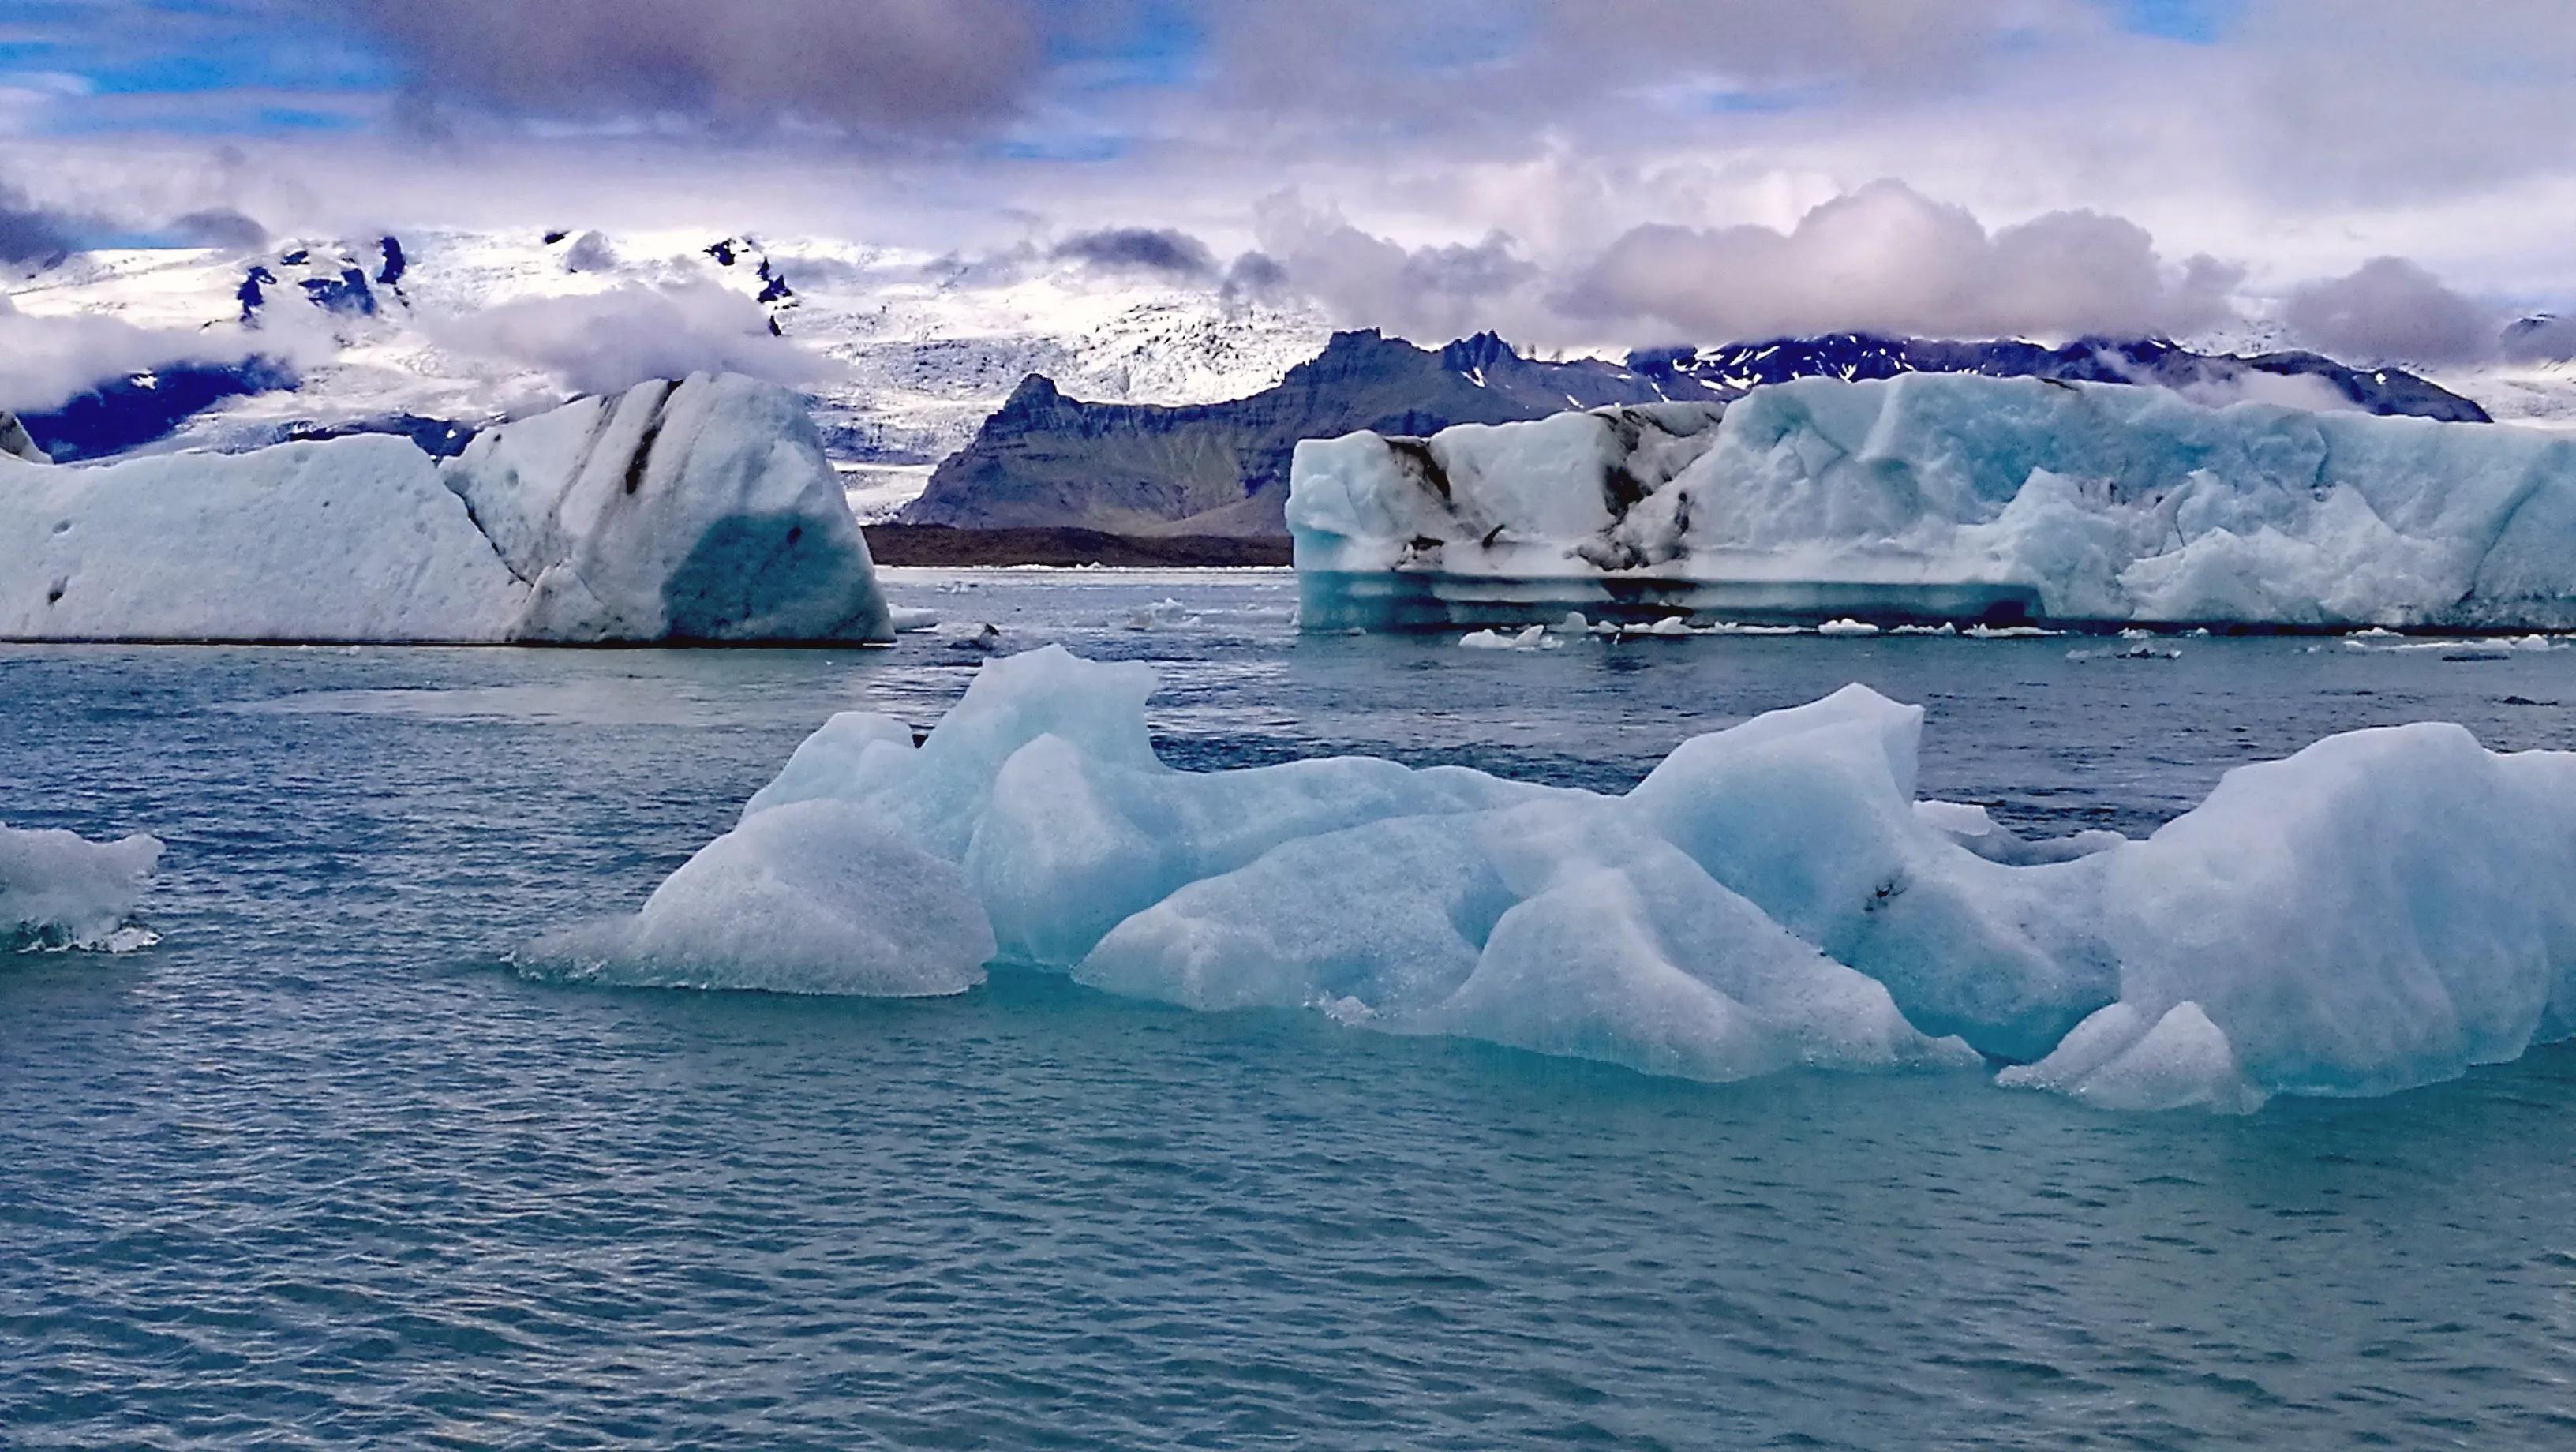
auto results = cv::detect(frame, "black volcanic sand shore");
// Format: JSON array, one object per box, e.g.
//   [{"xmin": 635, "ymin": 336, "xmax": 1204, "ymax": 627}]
[{"xmin": 864, "ymin": 524, "xmax": 1290, "ymax": 567}]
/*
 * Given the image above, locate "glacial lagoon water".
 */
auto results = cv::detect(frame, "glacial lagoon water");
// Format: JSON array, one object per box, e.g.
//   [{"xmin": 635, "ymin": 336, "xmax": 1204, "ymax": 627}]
[{"xmin": 8, "ymin": 567, "xmax": 2576, "ymax": 1449}]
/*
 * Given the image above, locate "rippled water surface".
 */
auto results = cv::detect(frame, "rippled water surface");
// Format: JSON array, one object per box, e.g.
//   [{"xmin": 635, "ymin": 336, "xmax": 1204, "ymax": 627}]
[{"xmin": 9, "ymin": 568, "xmax": 2576, "ymax": 1450}]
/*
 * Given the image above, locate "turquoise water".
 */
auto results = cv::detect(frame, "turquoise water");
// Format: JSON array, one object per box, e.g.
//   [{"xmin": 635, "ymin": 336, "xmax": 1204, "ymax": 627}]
[{"xmin": 8, "ymin": 569, "xmax": 2576, "ymax": 1448}]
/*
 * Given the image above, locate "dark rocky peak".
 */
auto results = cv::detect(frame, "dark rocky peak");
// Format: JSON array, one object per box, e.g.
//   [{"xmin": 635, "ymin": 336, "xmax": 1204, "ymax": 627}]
[
  {"xmin": 1438, "ymin": 331, "xmax": 1523, "ymax": 374},
  {"xmin": 237, "ymin": 264, "xmax": 277, "ymax": 321},
  {"xmin": 755, "ymin": 256, "xmax": 794, "ymax": 305},
  {"xmin": 995, "ymin": 373, "xmax": 1069, "ymax": 417},
  {"xmin": 376, "ymin": 235, "xmax": 406, "ymax": 286}
]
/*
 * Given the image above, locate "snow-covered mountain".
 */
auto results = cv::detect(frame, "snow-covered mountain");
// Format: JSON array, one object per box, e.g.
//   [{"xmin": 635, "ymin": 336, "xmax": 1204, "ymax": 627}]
[
  {"xmin": 2, "ymin": 229, "xmax": 1336, "ymax": 497},
  {"xmin": 10, "ymin": 226, "xmax": 2567, "ymax": 540}
]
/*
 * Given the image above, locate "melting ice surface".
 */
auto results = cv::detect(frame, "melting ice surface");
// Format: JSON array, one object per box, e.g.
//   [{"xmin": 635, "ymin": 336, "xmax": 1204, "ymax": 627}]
[
  {"xmin": 1291, "ymin": 372, "xmax": 2576, "ymax": 631},
  {"xmin": 2, "ymin": 820, "xmax": 161, "ymax": 952},
  {"xmin": 530, "ymin": 643, "xmax": 2576, "ymax": 1111}
]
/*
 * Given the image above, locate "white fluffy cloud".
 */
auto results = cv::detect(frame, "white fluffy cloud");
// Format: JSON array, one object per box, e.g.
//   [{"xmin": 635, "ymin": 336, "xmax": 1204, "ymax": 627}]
[
  {"xmin": 424, "ymin": 283, "xmax": 837, "ymax": 397},
  {"xmin": 0, "ymin": 294, "xmax": 281, "ymax": 414},
  {"xmin": 1557, "ymin": 181, "xmax": 2241, "ymax": 343}
]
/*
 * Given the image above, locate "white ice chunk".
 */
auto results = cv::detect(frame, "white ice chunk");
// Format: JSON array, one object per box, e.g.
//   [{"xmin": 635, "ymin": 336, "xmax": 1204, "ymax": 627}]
[
  {"xmin": 584, "ymin": 645, "xmax": 2576, "ymax": 1107},
  {"xmin": 519, "ymin": 800, "xmax": 992, "ymax": 996},
  {"xmin": 1998, "ymin": 1001, "xmax": 2264, "ymax": 1113},
  {"xmin": 2, "ymin": 821, "xmax": 162, "ymax": 952}
]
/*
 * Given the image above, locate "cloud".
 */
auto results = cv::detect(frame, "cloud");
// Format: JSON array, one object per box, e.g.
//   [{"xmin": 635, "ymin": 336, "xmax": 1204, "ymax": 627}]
[
  {"xmin": 2281, "ymin": 256, "xmax": 2499, "ymax": 364},
  {"xmin": 1221, "ymin": 250, "xmax": 1290, "ymax": 299},
  {"xmin": 423, "ymin": 282, "xmax": 837, "ymax": 396},
  {"xmin": 1556, "ymin": 181, "xmax": 2241, "ymax": 342},
  {"xmin": 0, "ymin": 294, "xmax": 278, "ymax": 414},
  {"xmin": 169, "ymin": 207, "xmax": 269, "ymax": 249},
  {"xmin": 0, "ymin": 180, "xmax": 80, "ymax": 263},
  {"xmin": 314, "ymin": 0, "xmax": 1057, "ymax": 136},
  {"xmin": 1048, "ymin": 226, "xmax": 1215, "ymax": 279},
  {"xmin": 1252, "ymin": 193, "xmax": 1539, "ymax": 341}
]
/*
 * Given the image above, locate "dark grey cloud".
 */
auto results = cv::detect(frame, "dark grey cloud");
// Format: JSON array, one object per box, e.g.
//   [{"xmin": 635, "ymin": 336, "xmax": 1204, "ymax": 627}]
[
  {"xmin": 0, "ymin": 182, "xmax": 80, "ymax": 264},
  {"xmin": 1556, "ymin": 181, "xmax": 2241, "ymax": 343},
  {"xmin": 1222, "ymin": 250, "xmax": 1289, "ymax": 300},
  {"xmin": 169, "ymin": 207, "xmax": 269, "ymax": 249},
  {"xmin": 424, "ymin": 281, "xmax": 837, "ymax": 396},
  {"xmin": 313, "ymin": 0, "xmax": 1060, "ymax": 135},
  {"xmin": 1049, "ymin": 226, "xmax": 1216, "ymax": 279},
  {"xmin": 2282, "ymin": 257, "xmax": 2499, "ymax": 364}
]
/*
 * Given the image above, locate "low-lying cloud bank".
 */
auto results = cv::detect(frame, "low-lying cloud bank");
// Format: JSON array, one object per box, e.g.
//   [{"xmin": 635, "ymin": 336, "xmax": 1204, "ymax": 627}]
[
  {"xmin": 422, "ymin": 281, "xmax": 839, "ymax": 396},
  {"xmin": 0, "ymin": 294, "xmax": 285, "ymax": 414},
  {"xmin": 1556, "ymin": 182, "xmax": 2242, "ymax": 346}
]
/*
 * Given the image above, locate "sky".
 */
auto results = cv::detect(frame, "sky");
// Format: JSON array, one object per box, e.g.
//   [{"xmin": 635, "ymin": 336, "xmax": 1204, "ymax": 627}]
[{"xmin": 6, "ymin": 0, "xmax": 2576, "ymax": 357}]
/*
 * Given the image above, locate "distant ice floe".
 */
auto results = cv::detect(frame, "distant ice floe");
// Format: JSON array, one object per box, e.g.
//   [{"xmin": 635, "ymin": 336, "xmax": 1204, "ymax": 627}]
[
  {"xmin": 3, "ymin": 821, "xmax": 163, "ymax": 952},
  {"xmin": 1125, "ymin": 597, "xmax": 1198, "ymax": 630},
  {"xmin": 533, "ymin": 646, "xmax": 2576, "ymax": 1113},
  {"xmin": 1290, "ymin": 372, "xmax": 2576, "ymax": 634}
]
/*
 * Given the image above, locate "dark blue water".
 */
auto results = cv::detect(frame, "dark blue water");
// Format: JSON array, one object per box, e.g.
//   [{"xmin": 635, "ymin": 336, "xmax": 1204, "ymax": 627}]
[{"xmin": 8, "ymin": 568, "xmax": 2576, "ymax": 1450}]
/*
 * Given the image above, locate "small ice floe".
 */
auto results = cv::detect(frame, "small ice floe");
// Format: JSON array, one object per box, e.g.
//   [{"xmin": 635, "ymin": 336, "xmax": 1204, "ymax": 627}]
[
  {"xmin": 1891, "ymin": 623, "xmax": 1958, "ymax": 636},
  {"xmin": 1818, "ymin": 618, "xmax": 1881, "ymax": 637},
  {"xmin": 1125, "ymin": 598, "xmax": 1198, "ymax": 631},
  {"xmin": 888, "ymin": 606, "xmax": 941, "ymax": 632},
  {"xmin": 4, "ymin": 822, "xmax": 163, "ymax": 953},
  {"xmin": 2068, "ymin": 642, "xmax": 2182, "ymax": 662},
  {"xmin": 1614, "ymin": 616, "xmax": 1697, "ymax": 639},
  {"xmin": 1963, "ymin": 623, "xmax": 2060, "ymax": 639},
  {"xmin": 1458, "ymin": 624, "xmax": 1557, "ymax": 651}
]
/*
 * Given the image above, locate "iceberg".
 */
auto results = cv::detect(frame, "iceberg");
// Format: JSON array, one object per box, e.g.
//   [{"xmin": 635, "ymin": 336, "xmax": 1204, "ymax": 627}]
[
  {"xmin": 1289, "ymin": 373, "xmax": 2576, "ymax": 631},
  {"xmin": 554, "ymin": 646, "xmax": 2576, "ymax": 1110},
  {"xmin": 3, "ymin": 821, "xmax": 163, "ymax": 952},
  {"xmin": 0, "ymin": 372, "xmax": 891, "ymax": 644}
]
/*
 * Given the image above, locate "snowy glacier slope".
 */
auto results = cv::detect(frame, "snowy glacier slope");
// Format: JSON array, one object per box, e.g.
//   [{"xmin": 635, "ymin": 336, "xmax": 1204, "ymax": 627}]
[
  {"xmin": 528, "ymin": 645, "xmax": 2576, "ymax": 1112},
  {"xmin": 2, "ymin": 230, "xmax": 1335, "ymax": 496},
  {"xmin": 0, "ymin": 372, "xmax": 891, "ymax": 644},
  {"xmin": 1290, "ymin": 373, "xmax": 2576, "ymax": 631}
]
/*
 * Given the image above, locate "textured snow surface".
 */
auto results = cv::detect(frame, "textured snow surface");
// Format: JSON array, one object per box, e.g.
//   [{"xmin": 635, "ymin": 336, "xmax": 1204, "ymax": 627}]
[
  {"xmin": 2, "ymin": 821, "xmax": 162, "ymax": 952},
  {"xmin": 563, "ymin": 646, "xmax": 2576, "ymax": 1110},
  {"xmin": 1291, "ymin": 373, "xmax": 2576, "ymax": 631},
  {"xmin": 0, "ymin": 372, "xmax": 890, "ymax": 643}
]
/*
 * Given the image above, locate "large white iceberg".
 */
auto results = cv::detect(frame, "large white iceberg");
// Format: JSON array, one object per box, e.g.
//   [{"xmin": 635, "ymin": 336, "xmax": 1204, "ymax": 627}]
[
  {"xmin": 3, "ymin": 821, "xmax": 163, "ymax": 952},
  {"xmin": 545, "ymin": 646, "xmax": 2576, "ymax": 1110},
  {"xmin": 1289, "ymin": 373, "xmax": 2576, "ymax": 631},
  {"xmin": 0, "ymin": 372, "xmax": 892, "ymax": 644}
]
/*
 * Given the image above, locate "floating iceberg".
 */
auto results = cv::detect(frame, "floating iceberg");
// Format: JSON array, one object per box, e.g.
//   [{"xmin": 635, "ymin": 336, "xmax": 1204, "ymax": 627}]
[
  {"xmin": 549, "ymin": 646, "xmax": 2576, "ymax": 1110},
  {"xmin": 3, "ymin": 821, "xmax": 163, "ymax": 952},
  {"xmin": 0, "ymin": 372, "xmax": 891, "ymax": 644},
  {"xmin": 518, "ymin": 799, "xmax": 994, "ymax": 996},
  {"xmin": 1289, "ymin": 373, "xmax": 2576, "ymax": 631}
]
